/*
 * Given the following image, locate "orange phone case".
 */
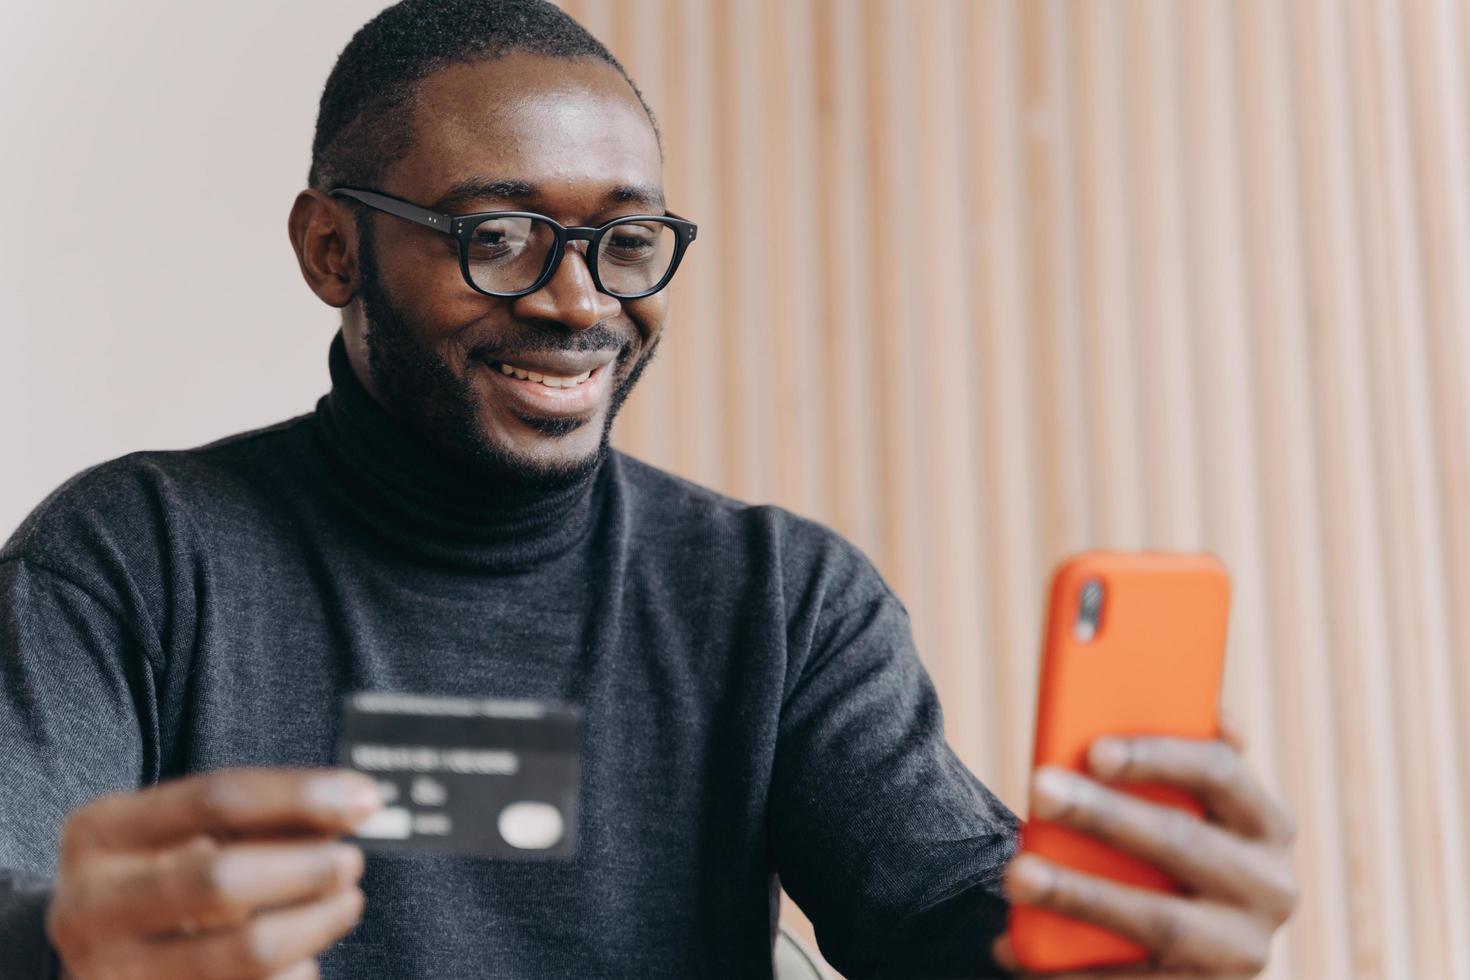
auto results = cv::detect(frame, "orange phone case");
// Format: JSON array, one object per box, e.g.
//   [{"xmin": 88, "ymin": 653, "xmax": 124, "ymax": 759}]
[{"xmin": 1008, "ymin": 552, "xmax": 1230, "ymax": 974}]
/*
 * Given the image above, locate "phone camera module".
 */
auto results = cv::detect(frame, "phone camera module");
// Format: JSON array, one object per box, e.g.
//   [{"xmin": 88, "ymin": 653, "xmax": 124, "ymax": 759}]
[{"xmin": 1075, "ymin": 579, "xmax": 1105, "ymax": 643}]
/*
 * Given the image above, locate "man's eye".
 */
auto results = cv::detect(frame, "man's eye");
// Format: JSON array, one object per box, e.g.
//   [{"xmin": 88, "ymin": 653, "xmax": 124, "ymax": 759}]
[
  {"xmin": 467, "ymin": 218, "xmax": 535, "ymax": 255},
  {"xmin": 609, "ymin": 235, "xmax": 652, "ymax": 252}
]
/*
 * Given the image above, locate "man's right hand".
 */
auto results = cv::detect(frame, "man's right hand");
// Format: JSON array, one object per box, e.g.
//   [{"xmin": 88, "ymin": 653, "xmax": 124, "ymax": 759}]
[{"xmin": 45, "ymin": 767, "xmax": 384, "ymax": 980}]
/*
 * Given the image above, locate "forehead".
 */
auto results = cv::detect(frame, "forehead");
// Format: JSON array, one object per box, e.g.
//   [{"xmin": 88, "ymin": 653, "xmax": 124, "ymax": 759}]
[{"xmin": 388, "ymin": 53, "xmax": 662, "ymax": 208}]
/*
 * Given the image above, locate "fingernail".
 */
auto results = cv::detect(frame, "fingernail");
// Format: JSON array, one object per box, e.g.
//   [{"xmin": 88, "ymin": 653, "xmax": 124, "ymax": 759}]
[
  {"xmin": 329, "ymin": 842, "xmax": 365, "ymax": 878},
  {"xmin": 1005, "ymin": 855, "xmax": 1052, "ymax": 904},
  {"xmin": 311, "ymin": 773, "xmax": 383, "ymax": 814},
  {"xmin": 1090, "ymin": 737, "xmax": 1128, "ymax": 778},
  {"xmin": 1031, "ymin": 767, "xmax": 1073, "ymax": 819},
  {"xmin": 338, "ymin": 886, "xmax": 367, "ymax": 915}
]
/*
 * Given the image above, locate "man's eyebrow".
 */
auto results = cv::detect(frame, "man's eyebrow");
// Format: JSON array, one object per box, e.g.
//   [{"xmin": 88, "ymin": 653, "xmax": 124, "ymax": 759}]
[
  {"xmin": 606, "ymin": 183, "xmax": 666, "ymax": 211},
  {"xmin": 430, "ymin": 178, "xmax": 666, "ymax": 214},
  {"xmin": 430, "ymin": 178, "xmax": 537, "ymax": 212}
]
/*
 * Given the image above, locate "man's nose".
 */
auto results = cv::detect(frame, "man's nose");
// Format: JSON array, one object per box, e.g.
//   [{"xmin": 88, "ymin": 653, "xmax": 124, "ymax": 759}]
[{"xmin": 511, "ymin": 242, "xmax": 622, "ymax": 330}]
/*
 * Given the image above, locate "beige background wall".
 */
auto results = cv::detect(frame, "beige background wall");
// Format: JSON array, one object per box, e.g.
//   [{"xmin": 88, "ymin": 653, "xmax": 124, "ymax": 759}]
[{"xmin": 3, "ymin": 2, "xmax": 1469, "ymax": 978}]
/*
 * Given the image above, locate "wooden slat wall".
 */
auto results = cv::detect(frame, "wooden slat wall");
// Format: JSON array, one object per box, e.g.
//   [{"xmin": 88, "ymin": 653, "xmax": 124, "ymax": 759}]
[{"xmin": 554, "ymin": 2, "xmax": 1470, "ymax": 976}]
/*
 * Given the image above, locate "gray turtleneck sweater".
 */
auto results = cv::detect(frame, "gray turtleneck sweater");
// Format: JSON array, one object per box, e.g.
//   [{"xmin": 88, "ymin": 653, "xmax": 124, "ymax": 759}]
[{"xmin": 0, "ymin": 336, "xmax": 1017, "ymax": 979}]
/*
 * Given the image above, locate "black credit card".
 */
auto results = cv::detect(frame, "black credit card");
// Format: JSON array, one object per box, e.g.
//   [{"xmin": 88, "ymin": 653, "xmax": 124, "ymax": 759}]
[{"xmin": 337, "ymin": 692, "xmax": 581, "ymax": 859}]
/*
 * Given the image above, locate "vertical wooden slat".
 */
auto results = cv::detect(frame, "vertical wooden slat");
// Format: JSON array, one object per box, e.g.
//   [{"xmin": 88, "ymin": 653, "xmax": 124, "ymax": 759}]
[
  {"xmin": 859, "ymin": 0, "xmax": 931, "ymax": 651},
  {"xmin": 756, "ymin": 0, "xmax": 800, "ymax": 510},
  {"xmin": 1401, "ymin": 0, "xmax": 1470, "ymax": 903},
  {"xmin": 749, "ymin": 0, "xmax": 824, "ymax": 519},
  {"xmin": 964, "ymin": 0, "xmax": 1040, "ymax": 808},
  {"xmin": 812, "ymin": 0, "xmax": 881, "ymax": 553},
  {"xmin": 1233, "ymin": 1, "xmax": 1352, "ymax": 975},
  {"xmin": 1343, "ymin": 1, "xmax": 1470, "ymax": 975},
  {"xmin": 1120, "ymin": 0, "xmax": 1201, "ymax": 550},
  {"xmin": 912, "ymin": 0, "xmax": 990, "ymax": 775},
  {"xmin": 770, "ymin": 0, "xmax": 825, "ymax": 519},
  {"xmin": 1020, "ymin": 0, "xmax": 1092, "ymax": 567},
  {"xmin": 1387, "ymin": 0, "xmax": 1470, "ymax": 971},
  {"xmin": 659, "ymin": 0, "xmax": 718, "ymax": 486},
  {"xmin": 1067, "ymin": 0, "xmax": 1144, "ymax": 549},
  {"xmin": 728, "ymin": 0, "xmax": 773, "ymax": 501},
  {"xmin": 707, "ymin": 0, "xmax": 747, "ymax": 497},
  {"xmin": 1284, "ymin": 0, "xmax": 1416, "ymax": 974},
  {"xmin": 667, "ymin": 0, "xmax": 723, "ymax": 490}
]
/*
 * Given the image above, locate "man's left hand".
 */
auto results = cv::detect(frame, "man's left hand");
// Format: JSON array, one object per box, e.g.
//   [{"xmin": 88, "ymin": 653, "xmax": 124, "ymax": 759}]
[{"xmin": 991, "ymin": 732, "xmax": 1297, "ymax": 977}]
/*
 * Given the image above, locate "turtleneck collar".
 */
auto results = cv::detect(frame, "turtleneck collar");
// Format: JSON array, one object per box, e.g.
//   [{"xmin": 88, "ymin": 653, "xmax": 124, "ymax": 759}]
[{"xmin": 312, "ymin": 331, "xmax": 604, "ymax": 571}]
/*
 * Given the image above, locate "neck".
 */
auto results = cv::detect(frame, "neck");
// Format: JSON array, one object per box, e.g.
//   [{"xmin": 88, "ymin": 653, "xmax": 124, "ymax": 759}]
[{"xmin": 313, "ymin": 332, "xmax": 604, "ymax": 571}]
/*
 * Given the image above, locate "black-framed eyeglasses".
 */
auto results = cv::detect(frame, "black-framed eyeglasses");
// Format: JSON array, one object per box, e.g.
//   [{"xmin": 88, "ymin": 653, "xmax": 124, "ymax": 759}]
[{"xmin": 328, "ymin": 187, "xmax": 697, "ymax": 300}]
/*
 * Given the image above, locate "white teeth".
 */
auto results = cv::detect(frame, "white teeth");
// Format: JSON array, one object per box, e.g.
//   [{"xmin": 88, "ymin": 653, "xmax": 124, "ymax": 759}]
[{"xmin": 496, "ymin": 362, "xmax": 595, "ymax": 388}]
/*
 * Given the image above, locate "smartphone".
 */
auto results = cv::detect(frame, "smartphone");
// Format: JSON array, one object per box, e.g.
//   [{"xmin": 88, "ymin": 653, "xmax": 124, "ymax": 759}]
[{"xmin": 1007, "ymin": 551, "xmax": 1231, "ymax": 974}]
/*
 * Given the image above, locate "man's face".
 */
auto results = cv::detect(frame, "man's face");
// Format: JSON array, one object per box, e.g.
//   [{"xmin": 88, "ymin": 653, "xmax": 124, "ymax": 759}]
[{"xmin": 342, "ymin": 53, "xmax": 668, "ymax": 487}]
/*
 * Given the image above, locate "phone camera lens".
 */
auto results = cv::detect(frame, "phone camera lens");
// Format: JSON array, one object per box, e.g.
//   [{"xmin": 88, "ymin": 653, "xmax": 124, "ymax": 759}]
[{"xmin": 1075, "ymin": 579, "xmax": 1104, "ymax": 643}]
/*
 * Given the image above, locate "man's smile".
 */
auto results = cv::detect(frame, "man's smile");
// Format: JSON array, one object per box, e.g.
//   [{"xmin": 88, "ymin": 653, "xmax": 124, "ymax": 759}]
[
  {"xmin": 494, "ymin": 360, "xmax": 594, "ymax": 388},
  {"xmin": 477, "ymin": 353, "xmax": 615, "ymax": 419}
]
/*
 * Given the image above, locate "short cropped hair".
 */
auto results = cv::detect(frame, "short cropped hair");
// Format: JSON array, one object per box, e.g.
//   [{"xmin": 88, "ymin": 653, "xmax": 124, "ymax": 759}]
[{"xmin": 308, "ymin": 0, "xmax": 658, "ymax": 191}]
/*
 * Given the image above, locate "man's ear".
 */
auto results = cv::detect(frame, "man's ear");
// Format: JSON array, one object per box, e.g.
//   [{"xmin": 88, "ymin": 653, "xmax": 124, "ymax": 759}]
[{"xmin": 288, "ymin": 189, "xmax": 358, "ymax": 308}]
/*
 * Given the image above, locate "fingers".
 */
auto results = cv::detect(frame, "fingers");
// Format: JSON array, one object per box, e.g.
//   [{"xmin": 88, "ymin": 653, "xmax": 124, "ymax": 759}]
[
  {"xmin": 1032, "ymin": 767, "xmax": 1297, "ymax": 922},
  {"xmin": 69, "ymin": 835, "xmax": 365, "ymax": 939},
  {"xmin": 1004, "ymin": 854, "xmax": 1272, "ymax": 976},
  {"xmin": 64, "ymin": 768, "xmax": 383, "ymax": 858},
  {"xmin": 50, "ymin": 768, "xmax": 378, "ymax": 979},
  {"xmin": 144, "ymin": 886, "xmax": 365, "ymax": 979},
  {"xmin": 1087, "ymin": 737, "xmax": 1294, "ymax": 844},
  {"xmin": 1011, "ymin": 735, "xmax": 1298, "ymax": 976}
]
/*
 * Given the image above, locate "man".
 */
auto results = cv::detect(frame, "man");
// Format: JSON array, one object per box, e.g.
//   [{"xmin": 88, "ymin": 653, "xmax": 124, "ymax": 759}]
[{"xmin": 0, "ymin": 2, "xmax": 1296, "ymax": 977}]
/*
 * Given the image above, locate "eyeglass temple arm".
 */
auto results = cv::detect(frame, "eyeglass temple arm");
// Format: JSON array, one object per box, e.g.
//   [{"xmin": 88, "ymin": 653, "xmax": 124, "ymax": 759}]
[
  {"xmin": 328, "ymin": 188, "xmax": 455, "ymax": 236},
  {"xmin": 662, "ymin": 210, "xmax": 696, "ymax": 239}
]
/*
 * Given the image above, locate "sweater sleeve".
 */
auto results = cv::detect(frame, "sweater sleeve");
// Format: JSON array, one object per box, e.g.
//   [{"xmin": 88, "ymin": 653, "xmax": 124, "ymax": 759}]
[
  {"xmin": 767, "ymin": 550, "xmax": 1020, "ymax": 979},
  {"xmin": 0, "ymin": 557, "xmax": 158, "ymax": 979}
]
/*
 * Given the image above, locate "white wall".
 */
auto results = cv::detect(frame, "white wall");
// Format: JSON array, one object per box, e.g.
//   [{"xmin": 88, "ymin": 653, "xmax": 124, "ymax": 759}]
[{"xmin": 0, "ymin": 2, "xmax": 391, "ymax": 535}]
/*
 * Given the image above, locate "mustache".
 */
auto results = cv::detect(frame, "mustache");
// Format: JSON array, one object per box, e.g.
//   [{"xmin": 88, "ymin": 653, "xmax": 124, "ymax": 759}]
[{"xmin": 471, "ymin": 323, "xmax": 627, "ymax": 361}]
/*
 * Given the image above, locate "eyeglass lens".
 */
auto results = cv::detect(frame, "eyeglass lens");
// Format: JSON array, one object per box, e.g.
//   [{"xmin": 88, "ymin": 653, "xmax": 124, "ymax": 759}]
[{"xmin": 465, "ymin": 216, "xmax": 678, "ymax": 296}]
